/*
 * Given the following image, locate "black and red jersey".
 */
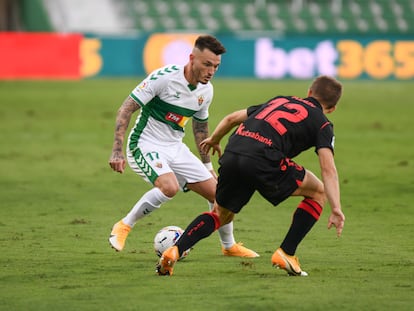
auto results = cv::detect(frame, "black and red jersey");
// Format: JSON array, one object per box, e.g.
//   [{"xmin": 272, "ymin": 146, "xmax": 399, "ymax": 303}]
[{"xmin": 225, "ymin": 96, "xmax": 334, "ymax": 161}]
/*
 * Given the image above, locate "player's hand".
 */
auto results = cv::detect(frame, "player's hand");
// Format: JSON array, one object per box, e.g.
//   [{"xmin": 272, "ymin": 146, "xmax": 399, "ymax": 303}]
[
  {"xmin": 200, "ymin": 137, "xmax": 222, "ymax": 157},
  {"xmin": 327, "ymin": 210, "xmax": 345, "ymax": 237},
  {"xmin": 109, "ymin": 152, "xmax": 126, "ymax": 173}
]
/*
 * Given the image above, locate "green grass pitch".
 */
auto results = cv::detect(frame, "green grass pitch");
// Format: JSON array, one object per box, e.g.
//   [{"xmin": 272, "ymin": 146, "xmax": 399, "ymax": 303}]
[{"xmin": 0, "ymin": 78, "xmax": 413, "ymax": 310}]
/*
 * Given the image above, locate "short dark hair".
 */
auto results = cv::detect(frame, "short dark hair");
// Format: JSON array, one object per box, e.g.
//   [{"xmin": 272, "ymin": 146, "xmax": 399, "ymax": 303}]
[
  {"xmin": 194, "ymin": 35, "xmax": 226, "ymax": 55},
  {"xmin": 310, "ymin": 75, "xmax": 343, "ymax": 109}
]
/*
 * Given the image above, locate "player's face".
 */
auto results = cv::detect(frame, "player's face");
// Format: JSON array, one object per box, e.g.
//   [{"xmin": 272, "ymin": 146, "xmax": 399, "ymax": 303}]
[{"xmin": 190, "ymin": 48, "xmax": 221, "ymax": 84}]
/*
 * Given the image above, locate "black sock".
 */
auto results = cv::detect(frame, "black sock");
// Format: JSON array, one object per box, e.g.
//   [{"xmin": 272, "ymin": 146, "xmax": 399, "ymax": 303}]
[
  {"xmin": 280, "ymin": 208, "xmax": 318, "ymax": 256},
  {"xmin": 176, "ymin": 212, "xmax": 219, "ymax": 256}
]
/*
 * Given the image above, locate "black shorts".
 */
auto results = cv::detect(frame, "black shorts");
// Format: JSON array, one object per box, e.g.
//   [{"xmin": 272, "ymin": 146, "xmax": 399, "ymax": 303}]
[{"xmin": 215, "ymin": 151, "xmax": 306, "ymax": 213}]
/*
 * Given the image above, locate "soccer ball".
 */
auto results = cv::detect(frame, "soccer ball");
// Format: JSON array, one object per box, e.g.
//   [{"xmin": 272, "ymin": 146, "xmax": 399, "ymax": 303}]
[{"xmin": 153, "ymin": 226, "xmax": 190, "ymax": 260}]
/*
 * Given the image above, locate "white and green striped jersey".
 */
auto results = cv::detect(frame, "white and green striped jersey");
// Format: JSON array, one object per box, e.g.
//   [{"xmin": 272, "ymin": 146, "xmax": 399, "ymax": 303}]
[{"xmin": 128, "ymin": 64, "xmax": 213, "ymax": 151}]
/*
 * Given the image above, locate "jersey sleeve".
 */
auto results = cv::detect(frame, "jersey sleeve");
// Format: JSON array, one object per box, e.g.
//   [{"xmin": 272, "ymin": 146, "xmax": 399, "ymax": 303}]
[
  {"xmin": 129, "ymin": 68, "xmax": 169, "ymax": 106},
  {"xmin": 316, "ymin": 122, "xmax": 335, "ymax": 154},
  {"xmin": 192, "ymin": 103, "xmax": 210, "ymax": 122}
]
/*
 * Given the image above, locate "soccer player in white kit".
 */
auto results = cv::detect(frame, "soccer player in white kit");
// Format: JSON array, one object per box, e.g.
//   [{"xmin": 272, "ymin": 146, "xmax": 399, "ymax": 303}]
[{"xmin": 108, "ymin": 35, "xmax": 258, "ymax": 258}]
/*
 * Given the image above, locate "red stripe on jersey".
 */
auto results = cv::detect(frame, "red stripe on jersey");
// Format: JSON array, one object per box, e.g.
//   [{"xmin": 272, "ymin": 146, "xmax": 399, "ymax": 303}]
[
  {"xmin": 321, "ymin": 121, "xmax": 331, "ymax": 130},
  {"xmin": 298, "ymin": 198, "xmax": 323, "ymax": 220}
]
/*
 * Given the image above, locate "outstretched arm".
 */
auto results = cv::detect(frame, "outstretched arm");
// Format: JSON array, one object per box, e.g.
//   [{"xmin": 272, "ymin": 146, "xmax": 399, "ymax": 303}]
[
  {"xmin": 109, "ymin": 96, "xmax": 140, "ymax": 173},
  {"xmin": 200, "ymin": 109, "xmax": 248, "ymax": 157},
  {"xmin": 318, "ymin": 148, "xmax": 345, "ymax": 237}
]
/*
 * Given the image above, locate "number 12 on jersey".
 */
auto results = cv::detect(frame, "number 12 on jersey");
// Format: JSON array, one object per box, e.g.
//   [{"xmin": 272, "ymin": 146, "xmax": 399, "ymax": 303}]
[{"xmin": 255, "ymin": 98, "xmax": 308, "ymax": 135}]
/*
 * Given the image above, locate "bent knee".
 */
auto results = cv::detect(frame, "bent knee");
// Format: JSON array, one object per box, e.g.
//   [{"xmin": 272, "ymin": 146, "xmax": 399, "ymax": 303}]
[
  {"xmin": 159, "ymin": 183, "xmax": 180, "ymax": 197},
  {"xmin": 161, "ymin": 187, "xmax": 179, "ymax": 198},
  {"xmin": 296, "ymin": 172, "xmax": 326, "ymax": 207},
  {"xmin": 154, "ymin": 177, "xmax": 180, "ymax": 198},
  {"xmin": 311, "ymin": 180, "xmax": 326, "ymax": 207},
  {"xmin": 313, "ymin": 190, "xmax": 327, "ymax": 207}
]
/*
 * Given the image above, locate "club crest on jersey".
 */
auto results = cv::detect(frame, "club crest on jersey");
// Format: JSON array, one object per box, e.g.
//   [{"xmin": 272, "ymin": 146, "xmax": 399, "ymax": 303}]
[
  {"xmin": 155, "ymin": 162, "xmax": 163, "ymax": 168},
  {"xmin": 198, "ymin": 95, "xmax": 204, "ymax": 105}
]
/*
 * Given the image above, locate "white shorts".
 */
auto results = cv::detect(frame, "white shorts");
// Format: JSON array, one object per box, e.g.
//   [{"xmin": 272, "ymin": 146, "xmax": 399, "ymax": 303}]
[{"xmin": 127, "ymin": 141, "xmax": 212, "ymax": 191}]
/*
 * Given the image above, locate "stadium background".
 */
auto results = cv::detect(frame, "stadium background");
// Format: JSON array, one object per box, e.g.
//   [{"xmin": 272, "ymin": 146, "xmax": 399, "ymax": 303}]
[{"xmin": 1, "ymin": 0, "xmax": 413, "ymax": 80}]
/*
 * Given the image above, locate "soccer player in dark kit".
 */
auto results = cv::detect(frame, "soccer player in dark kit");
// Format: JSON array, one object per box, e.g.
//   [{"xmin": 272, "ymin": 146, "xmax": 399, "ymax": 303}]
[{"xmin": 157, "ymin": 75, "xmax": 346, "ymax": 276}]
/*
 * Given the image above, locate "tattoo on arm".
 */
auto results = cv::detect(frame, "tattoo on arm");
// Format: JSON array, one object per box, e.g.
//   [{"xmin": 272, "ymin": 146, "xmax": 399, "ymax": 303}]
[
  {"xmin": 193, "ymin": 120, "xmax": 211, "ymax": 163},
  {"xmin": 112, "ymin": 96, "xmax": 140, "ymax": 153}
]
